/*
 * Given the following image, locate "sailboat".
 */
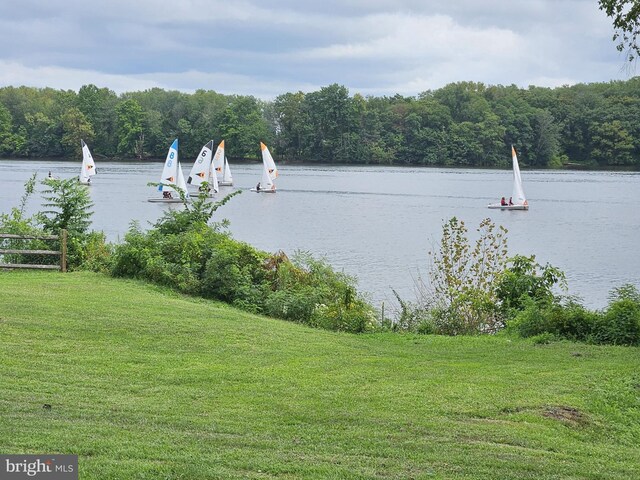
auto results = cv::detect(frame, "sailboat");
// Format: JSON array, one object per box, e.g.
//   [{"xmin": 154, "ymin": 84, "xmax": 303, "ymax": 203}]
[
  {"xmin": 220, "ymin": 156, "xmax": 233, "ymax": 186},
  {"xmin": 251, "ymin": 142, "xmax": 278, "ymax": 193},
  {"xmin": 148, "ymin": 139, "xmax": 189, "ymax": 203},
  {"xmin": 78, "ymin": 140, "xmax": 96, "ymax": 185},
  {"xmin": 211, "ymin": 140, "xmax": 233, "ymax": 186},
  {"xmin": 187, "ymin": 140, "xmax": 219, "ymax": 197},
  {"xmin": 260, "ymin": 142, "xmax": 278, "ymax": 180},
  {"xmin": 488, "ymin": 145, "xmax": 529, "ymax": 210},
  {"xmin": 251, "ymin": 157, "xmax": 276, "ymax": 193}
]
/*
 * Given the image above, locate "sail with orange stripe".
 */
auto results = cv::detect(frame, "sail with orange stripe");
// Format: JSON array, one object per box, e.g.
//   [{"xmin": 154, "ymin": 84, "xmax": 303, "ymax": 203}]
[
  {"xmin": 188, "ymin": 140, "xmax": 219, "ymax": 193},
  {"xmin": 260, "ymin": 142, "xmax": 278, "ymax": 180},
  {"xmin": 159, "ymin": 139, "xmax": 181, "ymax": 194},
  {"xmin": 79, "ymin": 139, "xmax": 96, "ymax": 185}
]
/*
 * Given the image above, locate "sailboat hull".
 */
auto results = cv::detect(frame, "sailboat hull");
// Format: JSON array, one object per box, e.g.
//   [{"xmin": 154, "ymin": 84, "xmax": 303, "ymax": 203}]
[
  {"xmin": 188, "ymin": 192, "xmax": 217, "ymax": 198},
  {"xmin": 147, "ymin": 197, "xmax": 184, "ymax": 203},
  {"xmin": 218, "ymin": 181, "xmax": 233, "ymax": 186},
  {"xmin": 250, "ymin": 188, "xmax": 276, "ymax": 193},
  {"xmin": 487, "ymin": 204, "xmax": 528, "ymax": 210}
]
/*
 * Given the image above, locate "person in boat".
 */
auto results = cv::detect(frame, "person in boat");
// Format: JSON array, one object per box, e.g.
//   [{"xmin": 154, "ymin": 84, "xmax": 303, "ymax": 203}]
[
  {"xmin": 163, "ymin": 190, "xmax": 172, "ymax": 199},
  {"xmin": 48, "ymin": 171, "xmax": 53, "ymax": 178},
  {"xmin": 256, "ymin": 182, "xmax": 261, "ymax": 191},
  {"xmin": 509, "ymin": 197, "xmax": 513, "ymax": 206},
  {"xmin": 500, "ymin": 197, "xmax": 507, "ymax": 206}
]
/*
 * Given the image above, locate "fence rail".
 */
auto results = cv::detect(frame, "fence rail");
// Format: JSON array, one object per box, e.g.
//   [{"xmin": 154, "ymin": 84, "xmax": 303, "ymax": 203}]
[{"xmin": 0, "ymin": 230, "xmax": 67, "ymax": 272}]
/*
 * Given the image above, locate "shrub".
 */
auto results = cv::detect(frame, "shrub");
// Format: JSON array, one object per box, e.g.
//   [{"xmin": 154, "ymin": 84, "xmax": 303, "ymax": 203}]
[
  {"xmin": 0, "ymin": 173, "xmax": 55, "ymax": 266},
  {"xmin": 550, "ymin": 301, "xmax": 599, "ymax": 341},
  {"xmin": 153, "ymin": 190, "xmax": 240, "ymax": 235},
  {"xmin": 310, "ymin": 297, "xmax": 375, "ymax": 333},
  {"xmin": 110, "ymin": 225, "xmax": 155, "ymax": 278},
  {"xmin": 495, "ymin": 255, "xmax": 566, "ymax": 317},
  {"xmin": 427, "ymin": 217, "xmax": 508, "ymax": 306},
  {"xmin": 390, "ymin": 290, "xmax": 432, "ymax": 332},
  {"xmin": 38, "ymin": 177, "xmax": 105, "ymax": 270},
  {"xmin": 431, "ymin": 289, "xmax": 502, "ymax": 335},
  {"xmin": 264, "ymin": 287, "xmax": 320, "ymax": 324},
  {"xmin": 508, "ymin": 285, "xmax": 640, "ymax": 346},
  {"xmin": 267, "ymin": 253, "xmax": 376, "ymax": 333},
  {"xmin": 110, "ymin": 190, "xmax": 376, "ymax": 332},
  {"xmin": 40, "ymin": 177, "xmax": 93, "ymax": 236},
  {"xmin": 592, "ymin": 286, "xmax": 640, "ymax": 346},
  {"xmin": 402, "ymin": 217, "xmax": 509, "ymax": 335},
  {"xmin": 201, "ymin": 238, "xmax": 270, "ymax": 311},
  {"xmin": 510, "ymin": 299, "xmax": 599, "ymax": 341}
]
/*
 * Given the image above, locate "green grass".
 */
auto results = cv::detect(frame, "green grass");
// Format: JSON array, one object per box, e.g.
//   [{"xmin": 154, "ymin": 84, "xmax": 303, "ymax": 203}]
[{"xmin": 1, "ymin": 270, "xmax": 639, "ymax": 479}]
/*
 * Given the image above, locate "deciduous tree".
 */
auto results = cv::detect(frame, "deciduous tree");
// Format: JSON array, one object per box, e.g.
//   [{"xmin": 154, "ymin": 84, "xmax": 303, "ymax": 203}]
[{"xmin": 599, "ymin": 0, "xmax": 640, "ymax": 61}]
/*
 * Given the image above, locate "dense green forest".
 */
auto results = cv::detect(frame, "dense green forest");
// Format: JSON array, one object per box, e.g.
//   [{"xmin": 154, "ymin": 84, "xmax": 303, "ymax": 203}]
[{"xmin": 1, "ymin": 78, "xmax": 640, "ymax": 167}]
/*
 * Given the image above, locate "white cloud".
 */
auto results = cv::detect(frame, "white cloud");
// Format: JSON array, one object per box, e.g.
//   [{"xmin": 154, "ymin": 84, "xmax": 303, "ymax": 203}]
[
  {"xmin": 0, "ymin": 61, "xmax": 158, "ymax": 93},
  {"xmin": 0, "ymin": 61, "xmax": 319, "ymax": 99},
  {"xmin": 301, "ymin": 14, "xmax": 522, "ymax": 61},
  {"xmin": 0, "ymin": 0, "xmax": 632, "ymax": 99}
]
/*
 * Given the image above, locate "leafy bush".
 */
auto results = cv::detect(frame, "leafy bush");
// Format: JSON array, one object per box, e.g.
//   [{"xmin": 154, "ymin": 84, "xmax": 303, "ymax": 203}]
[
  {"xmin": 495, "ymin": 255, "xmax": 566, "ymax": 317},
  {"xmin": 427, "ymin": 217, "xmax": 508, "ymax": 306},
  {"xmin": 110, "ymin": 199, "xmax": 376, "ymax": 333},
  {"xmin": 267, "ymin": 252, "xmax": 376, "ymax": 333},
  {"xmin": 397, "ymin": 217, "xmax": 508, "ymax": 335},
  {"xmin": 1, "ymin": 174, "xmax": 113, "ymax": 271},
  {"xmin": 592, "ymin": 285, "xmax": 640, "ymax": 346},
  {"xmin": 311, "ymin": 299, "xmax": 375, "ymax": 333},
  {"xmin": 201, "ymin": 238, "xmax": 270, "ymax": 311},
  {"xmin": 110, "ymin": 225, "xmax": 155, "ymax": 278},
  {"xmin": 510, "ymin": 299, "xmax": 598, "ymax": 341},
  {"xmin": 153, "ymin": 189, "xmax": 240, "ymax": 235},
  {"xmin": 37, "ymin": 177, "xmax": 108, "ymax": 270},
  {"xmin": 0, "ymin": 174, "xmax": 54, "ymax": 265},
  {"xmin": 390, "ymin": 289, "xmax": 434, "ymax": 333},
  {"xmin": 430, "ymin": 289, "xmax": 503, "ymax": 335},
  {"xmin": 40, "ymin": 177, "xmax": 93, "ymax": 236},
  {"xmin": 264, "ymin": 287, "xmax": 320, "ymax": 323}
]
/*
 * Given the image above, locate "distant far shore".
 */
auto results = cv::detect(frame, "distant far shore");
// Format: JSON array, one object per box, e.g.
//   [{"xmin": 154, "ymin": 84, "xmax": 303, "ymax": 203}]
[{"xmin": 1, "ymin": 156, "xmax": 639, "ymax": 172}]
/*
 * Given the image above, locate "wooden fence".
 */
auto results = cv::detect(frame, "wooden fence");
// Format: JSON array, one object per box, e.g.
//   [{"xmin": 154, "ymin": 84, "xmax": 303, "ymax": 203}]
[{"xmin": 0, "ymin": 230, "xmax": 67, "ymax": 272}]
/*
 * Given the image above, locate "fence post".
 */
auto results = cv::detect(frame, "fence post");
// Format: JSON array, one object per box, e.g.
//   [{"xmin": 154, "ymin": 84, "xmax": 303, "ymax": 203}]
[{"xmin": 60, "ymin": 229, "xmax": 67, "ymax": 273}]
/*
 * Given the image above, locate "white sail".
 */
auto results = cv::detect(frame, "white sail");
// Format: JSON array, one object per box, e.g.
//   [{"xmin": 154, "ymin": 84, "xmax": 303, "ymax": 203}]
[
  {"xmin": 212, "ymin": 140, "xmax": 225, "ymax": 180},
  {"xmin": 187, "ymin": 140, "xmax": 214, "ymax": 187},
  {"xmin": 176, "ymin": 162, "xmax": 190, "ymax": 200},
  {"xmin": 222, "ymin": 157, "xmax": 233, "ymax": 185},
  {"xmin": 511, "ymin": 146, "xmax": 527, "ymax": 206},
  {"xmin": 159, "ymin": 139, "xmax": 179, "ymax": 194},
  {"xmin": 260, "ymin": 142, "xmax": 278, "ymax": 180},
  {"xmin": 79, "ymin": 139, "xmax": 96, "ymax": 184},
  {"xmin": 208, "ymin": 159, "xmax": 219, "ymax": 193},
  {"xmin": 260, "ymin": 159, "xmax": 275, "ymax": 191}
]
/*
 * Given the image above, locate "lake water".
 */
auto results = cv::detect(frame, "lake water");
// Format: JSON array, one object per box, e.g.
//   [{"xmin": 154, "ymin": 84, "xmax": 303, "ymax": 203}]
[{"xmin": 1, "ymin": 159, "xmax": 639, "ymax": 310}]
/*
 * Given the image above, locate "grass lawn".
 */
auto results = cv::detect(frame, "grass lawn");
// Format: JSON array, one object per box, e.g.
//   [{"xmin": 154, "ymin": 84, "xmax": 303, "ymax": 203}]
[{"xmin": 0, "ymin": 270, "xmax": 639, "ymax": 479}]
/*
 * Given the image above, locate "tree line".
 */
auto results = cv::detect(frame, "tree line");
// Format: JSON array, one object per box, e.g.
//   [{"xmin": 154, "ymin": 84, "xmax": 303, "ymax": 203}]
[{"xmin": 1, "ymin": 78, "xmax": 640, "ymax": 167}]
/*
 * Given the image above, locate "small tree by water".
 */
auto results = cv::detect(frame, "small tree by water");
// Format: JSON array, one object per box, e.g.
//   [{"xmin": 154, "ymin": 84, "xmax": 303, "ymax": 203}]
[{"xmin": 407, "ymin": 217, "xmax": 509, "ymax": 335}]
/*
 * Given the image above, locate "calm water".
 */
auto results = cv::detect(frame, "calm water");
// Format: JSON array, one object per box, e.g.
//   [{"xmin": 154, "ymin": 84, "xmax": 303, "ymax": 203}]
[{"xmin": 1, "ymin": 159, "xmax": 639, "ymax": 309}]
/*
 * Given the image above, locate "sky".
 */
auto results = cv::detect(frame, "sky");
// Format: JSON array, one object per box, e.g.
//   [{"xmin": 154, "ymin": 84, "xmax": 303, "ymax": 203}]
[{"xmin": 0, "ymin": 0, "xmax": 634, "ymax": 99}]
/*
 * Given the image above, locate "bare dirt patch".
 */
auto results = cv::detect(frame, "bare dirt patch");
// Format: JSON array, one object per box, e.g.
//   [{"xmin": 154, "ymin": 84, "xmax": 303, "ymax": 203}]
[{"xmin": 542, "ymin": 406, "xmax": 587, "ymax": 425}]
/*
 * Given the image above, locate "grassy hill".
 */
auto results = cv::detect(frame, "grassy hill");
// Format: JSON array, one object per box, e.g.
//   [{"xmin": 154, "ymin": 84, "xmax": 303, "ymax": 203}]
[{"xmin": 0, "ymin": 270, "xmax": 639, "ymax": 479}]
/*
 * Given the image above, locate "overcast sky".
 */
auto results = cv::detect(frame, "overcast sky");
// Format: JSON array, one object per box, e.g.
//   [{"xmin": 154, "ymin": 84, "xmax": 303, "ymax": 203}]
[{"xmin": 0, "ymin": 0, "xmax": 633, "ymax": 99}]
